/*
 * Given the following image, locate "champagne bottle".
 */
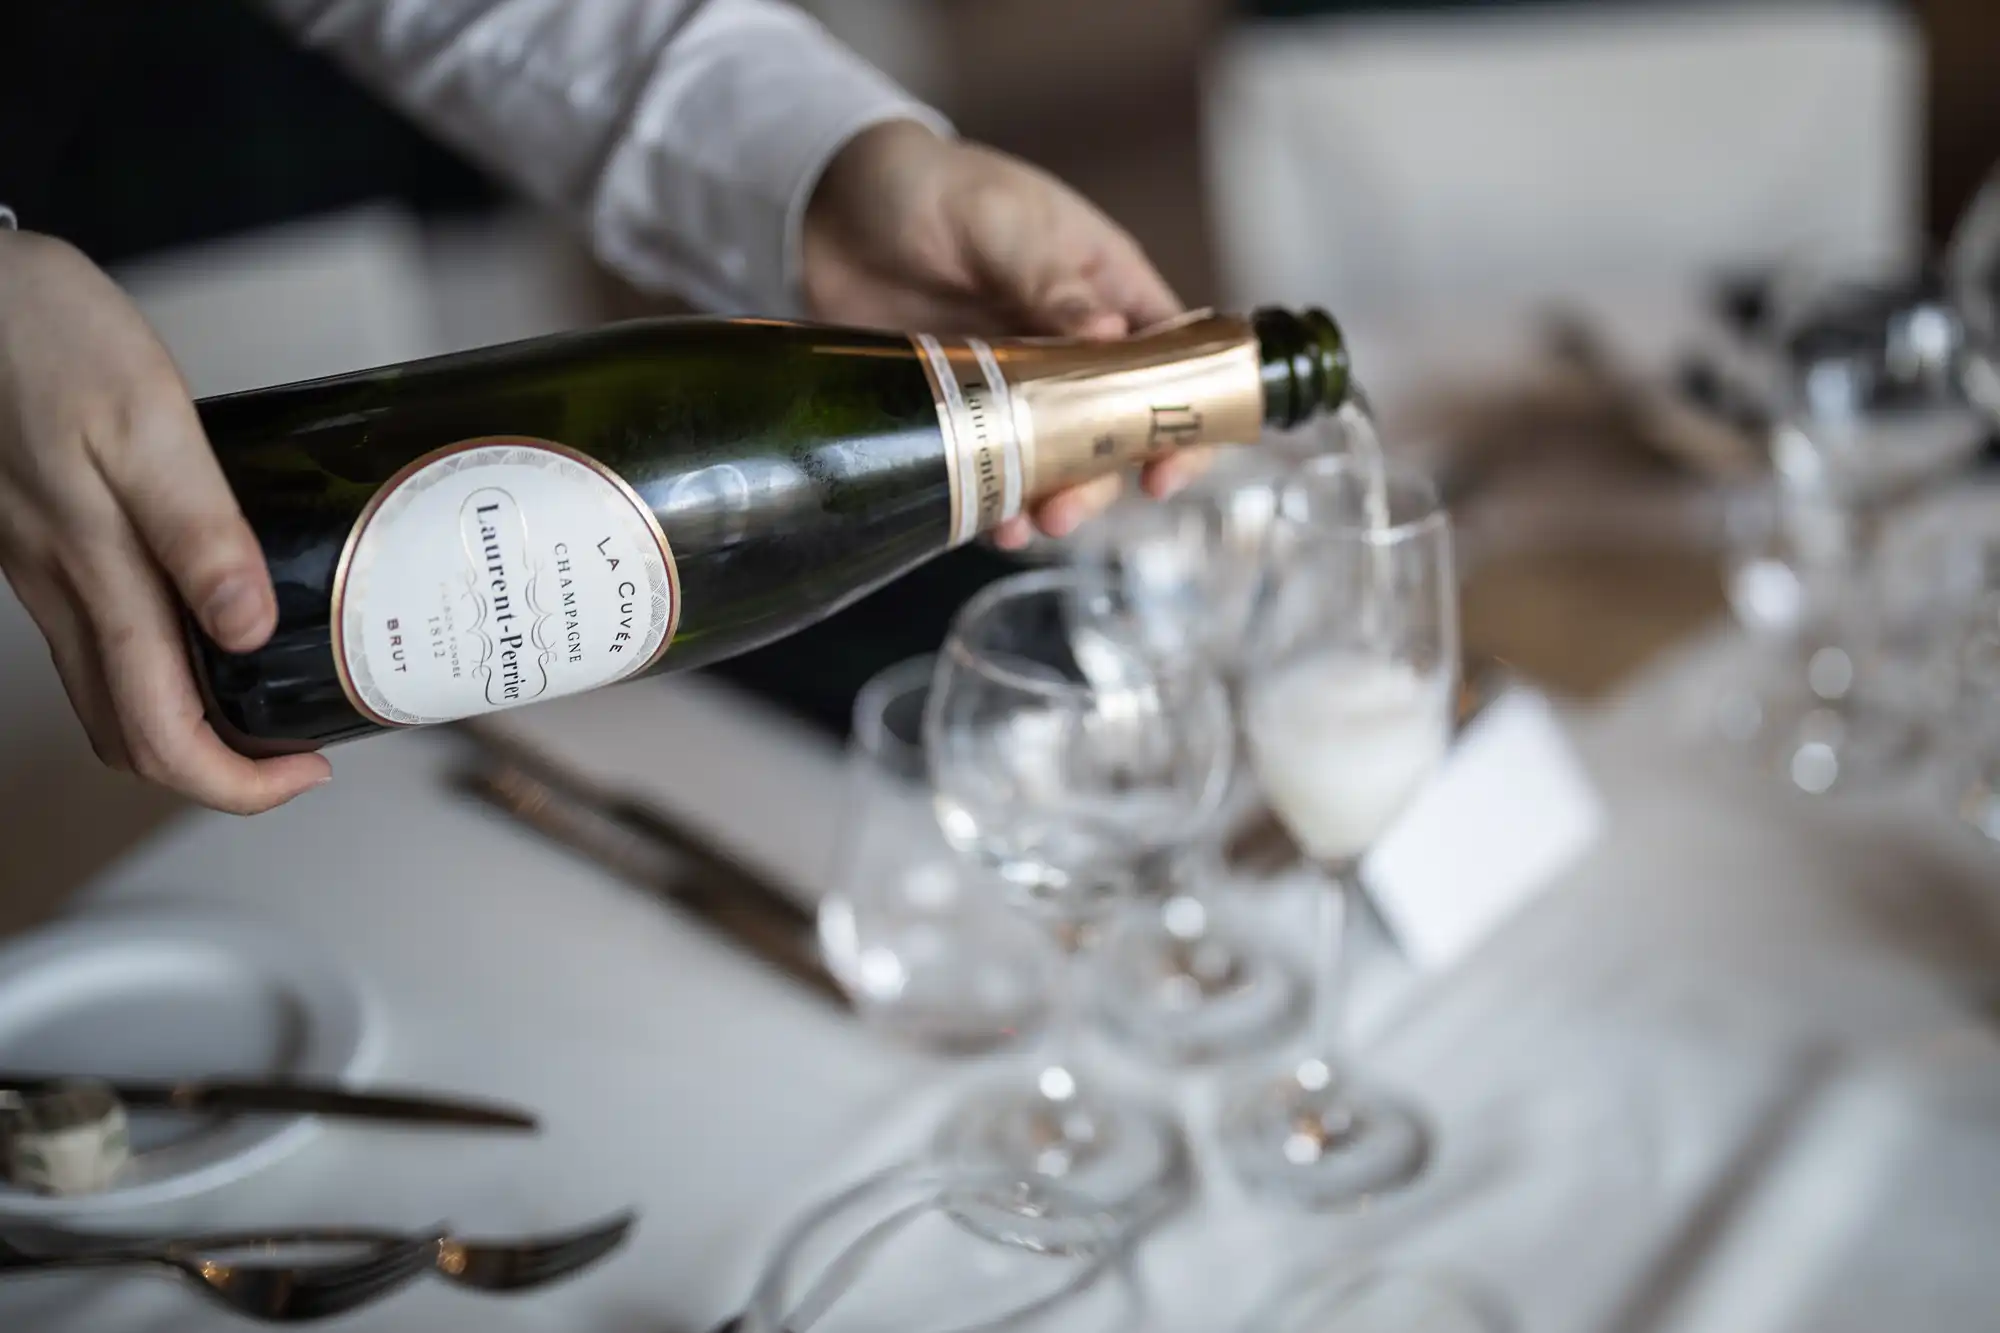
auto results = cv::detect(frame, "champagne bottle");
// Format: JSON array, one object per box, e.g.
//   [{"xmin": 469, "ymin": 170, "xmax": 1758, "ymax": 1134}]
[{"xmin": 190, "ymin": 308, "xmax": 1352, "ymax": 755}]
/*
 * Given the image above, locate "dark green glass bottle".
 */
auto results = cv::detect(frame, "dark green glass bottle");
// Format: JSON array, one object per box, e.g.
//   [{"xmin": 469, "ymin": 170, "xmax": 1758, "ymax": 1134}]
[{"xmin": 190, "ymin": 308, "xmax": 1352, "ymax": 755}]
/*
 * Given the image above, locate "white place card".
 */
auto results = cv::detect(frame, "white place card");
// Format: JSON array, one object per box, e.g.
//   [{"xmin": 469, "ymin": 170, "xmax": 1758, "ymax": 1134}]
[{"xmin": 1362, "ymin": 684, "xmax": 1604, "ymax": 971}]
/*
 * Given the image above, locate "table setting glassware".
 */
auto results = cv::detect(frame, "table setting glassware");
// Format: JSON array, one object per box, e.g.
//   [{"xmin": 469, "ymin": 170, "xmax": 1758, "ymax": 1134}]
[
  {"xmin": 923, "ymin": 566, "xmax": 1234, "ymax": 1229},
  {"xmin": 1949, "ymin": 600, "xmax": 2000, "ymax": 841},
  {"xmin": 1065, "ymin": 449, "xmax": 1309, "ymax": 1066},
  {"xmin": 1713, "ymin": 259, "xmax": 1987, "ymax": 793},
  {"xmin": 727, "ymin": 1165, "xmax": 1143, "ymax": 1333},
  {"xmin": 1947, "ymin": 160, "xmax": 2000, "ymax": 432},
  {"xmin": 1707, "ymin": 473, "xmax": 1849, "ymax": 762},
  {"xmin": 1867, "ymin": 489, "xmax": 2000, "ymax": 837},
  {"xmin": 819, "ymin": 654, "xmax": 1057, "ymax": 1053},
  {"xmin": 1215, "ymin": 451, "xmax": 1459, "ymax": 1210}
]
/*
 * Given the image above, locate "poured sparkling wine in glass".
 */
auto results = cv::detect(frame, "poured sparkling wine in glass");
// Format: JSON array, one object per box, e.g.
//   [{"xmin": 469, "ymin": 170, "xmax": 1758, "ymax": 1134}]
[
  {"xmin": 1219, "ymin": 449, "xmax": 1459, "ymax": 1210},
  {"xmin": 1245, "ymin": 652, "xmax": 1453, "ymax": 864}
]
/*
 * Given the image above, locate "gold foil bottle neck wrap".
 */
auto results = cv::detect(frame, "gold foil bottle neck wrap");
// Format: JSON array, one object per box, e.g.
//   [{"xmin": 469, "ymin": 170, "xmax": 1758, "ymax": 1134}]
[{"xmin": 912, "ymin": 313, "xmax": 1265, "ymax": 546}]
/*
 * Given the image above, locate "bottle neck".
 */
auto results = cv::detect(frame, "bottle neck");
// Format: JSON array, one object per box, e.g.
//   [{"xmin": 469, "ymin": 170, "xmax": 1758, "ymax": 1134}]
[
  {"xmin": 909, "ymin": 309, "xmax": 1350, "ymax": 546},
  {"xmin": 1252, "ymin": 307, "xmax": 1352, "ymax": 429}
]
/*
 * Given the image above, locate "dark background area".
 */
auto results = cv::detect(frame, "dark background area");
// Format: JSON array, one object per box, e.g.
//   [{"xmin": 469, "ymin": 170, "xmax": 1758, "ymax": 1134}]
[{"xmin": 0, "ymin": 1, "xmax": 501, "ymax": 266}]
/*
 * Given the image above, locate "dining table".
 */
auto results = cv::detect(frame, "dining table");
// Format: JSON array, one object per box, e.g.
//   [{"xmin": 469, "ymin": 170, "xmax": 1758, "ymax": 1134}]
[{"xmin": 3, "ymin": 617, "xmax": 2000, "ymax": 1333}]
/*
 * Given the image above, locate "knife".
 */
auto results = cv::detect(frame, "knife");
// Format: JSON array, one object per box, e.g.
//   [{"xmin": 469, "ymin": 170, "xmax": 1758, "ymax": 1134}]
[
  {"xmin": 448, "ymin": 725, "xmax": 849, "ymax": 1009},
  {"xmin": 0, "ymin": 1075, "xmax": 539, "ymax": 1131},
  {"xmin": 453, "ymin": 720, "xmax": 813, "ymax": 923}
]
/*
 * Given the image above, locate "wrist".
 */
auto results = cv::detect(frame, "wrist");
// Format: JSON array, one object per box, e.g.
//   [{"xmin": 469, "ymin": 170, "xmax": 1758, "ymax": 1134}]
[{"xmin": 808, "ymin": 118, "xmax": 952, "ymax": 232}]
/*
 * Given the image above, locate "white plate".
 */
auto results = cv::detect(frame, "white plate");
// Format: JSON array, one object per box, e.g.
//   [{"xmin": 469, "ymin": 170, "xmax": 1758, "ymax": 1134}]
[{"xmin": 0, "ymin": 907, "xmax": 378, "ymax": 1216}]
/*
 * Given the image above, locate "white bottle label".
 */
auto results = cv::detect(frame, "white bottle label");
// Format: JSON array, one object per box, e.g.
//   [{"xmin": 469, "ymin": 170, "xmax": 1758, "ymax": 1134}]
[
  {"xmin": 333, "ymin": 438, "xmax": 678, "ymax": 727},
  {"xmin": 913, "ymin": 334, "xmax": 1024, "ymax": 547}
]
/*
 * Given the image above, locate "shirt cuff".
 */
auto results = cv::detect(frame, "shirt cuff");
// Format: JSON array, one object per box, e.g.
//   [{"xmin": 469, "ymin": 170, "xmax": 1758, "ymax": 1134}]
[{"xmin": 589, "ymin": 0, "xmax": 952, "ymax": 317}]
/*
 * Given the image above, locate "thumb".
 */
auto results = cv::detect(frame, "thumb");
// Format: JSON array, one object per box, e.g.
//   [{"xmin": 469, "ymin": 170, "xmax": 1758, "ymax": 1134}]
[{"xmin": 95, "ymin": 389, "xmax": 276, "ymax": 654}]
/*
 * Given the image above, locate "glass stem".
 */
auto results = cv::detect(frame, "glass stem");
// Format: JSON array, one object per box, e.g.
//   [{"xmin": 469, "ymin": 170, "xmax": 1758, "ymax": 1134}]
[
  {"xmin": 1041, "ymin": 917, "xmax": 1087, "ymax": 1088},
  {"xmin": 1837, "ymin": 498, "xmax": 1884, "ymax": 662},
  {"xmin": 1154, "ymin": 841, "xmax": 1209, "ymax": 915},
  {"xmin": 1307, "ymin": 861, "xmax": 1362, "ymax": 1064},
  {"xmin": 1788, "ymin": 492, "xmax": 1872, "ymax": 706},
  {"xmin": 1151, "ymin": 693, "xmax": 1249, "ymax": 931}
]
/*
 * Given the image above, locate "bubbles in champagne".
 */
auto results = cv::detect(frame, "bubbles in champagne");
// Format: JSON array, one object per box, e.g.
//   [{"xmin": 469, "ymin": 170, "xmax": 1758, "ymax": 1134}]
[{"xmin": 1244, "ymin": 651, "xmax": 1452, "ymax": 862}]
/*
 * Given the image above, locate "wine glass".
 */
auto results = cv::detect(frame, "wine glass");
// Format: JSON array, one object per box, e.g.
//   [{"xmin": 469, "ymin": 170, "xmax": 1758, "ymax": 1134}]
[
  {"xmin": 1066, "ymin": 452, "xmax": 1308, "ymax": 1065},
  {"xmin": 819, "ymin": 655, "xmax": 1058, "ymax": 1053},
  {"xmin": 1877, "ymin": 493, "xmax": 2000, "ymax": 836},
  {"xmin": 1951, "ymin": 573, "xmax": 2000, "ymax": 841},
  {"xmin": 1747, "ymin": 263, "xmax": 1988, "ymax": 792},
  {"xmin": 1947, "ymin": 161, "xmax": 2000, "ymax": 427},
  {"xmin": 1706, "ymin": 475, "xmax": 1851, "ymax": 766},
  {"xmin": 925, "ymin": 567, "xmax": 1234, "ymax": 1224},
  {"xmin": 1933, "ymin": 165, "xmax": 2000, "ymax": 825},
  {"xmin": 737, "ymin": 1165, "xmax": 1144, "ymax": 1333},
  {"xmin": 1218, "ymin": 453, "xmax": 1459, "ymax": 1209}
]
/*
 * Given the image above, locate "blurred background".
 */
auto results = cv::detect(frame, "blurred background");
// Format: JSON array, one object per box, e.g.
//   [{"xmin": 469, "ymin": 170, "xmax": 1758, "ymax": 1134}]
[{"xmin": 1, "ymin": 0, "xmax": 1995, "ymax": 925}]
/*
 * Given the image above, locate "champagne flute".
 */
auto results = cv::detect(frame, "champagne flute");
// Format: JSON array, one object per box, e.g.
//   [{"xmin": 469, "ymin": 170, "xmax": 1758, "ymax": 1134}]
[
  {"xmin": 924, "ymin": 568, "xmax": 1234, "ymax": 1226},
  {"xmin": 1219, "ymin": 454, "xmax": 1459, "ymax": 1209}
]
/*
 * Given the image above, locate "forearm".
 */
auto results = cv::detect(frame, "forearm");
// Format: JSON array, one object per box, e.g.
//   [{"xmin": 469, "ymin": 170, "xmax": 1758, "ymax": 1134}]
[{"xmin": 257, "ymin": 0, "xmax": 948, "ymax": 314}]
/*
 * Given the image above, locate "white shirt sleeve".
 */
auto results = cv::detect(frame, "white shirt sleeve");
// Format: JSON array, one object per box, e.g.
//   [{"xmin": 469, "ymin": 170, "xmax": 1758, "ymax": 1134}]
[{"xmin": 256, "ymin": 0, "xmax": 952, "ymax": 315}]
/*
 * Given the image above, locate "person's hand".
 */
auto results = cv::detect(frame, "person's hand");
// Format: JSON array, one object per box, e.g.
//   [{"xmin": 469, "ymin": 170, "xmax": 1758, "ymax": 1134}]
[
  {"xmin": 802, "ymin": 121, "xmax": 1213, "ymax": 548},
  {"xmin": 0, "ymin": 230, "xmax": 331, "ymax": 813}
]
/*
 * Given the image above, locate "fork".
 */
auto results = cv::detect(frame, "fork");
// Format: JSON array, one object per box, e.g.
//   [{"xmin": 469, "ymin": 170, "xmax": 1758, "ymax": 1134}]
[
  {"xmin": 0, "ymin": 1235, "xmax": 435, "ymax": 1323},
  {"xmin": 6, "ymin": 1210, "xmax": 637, "ymax": 1294}
]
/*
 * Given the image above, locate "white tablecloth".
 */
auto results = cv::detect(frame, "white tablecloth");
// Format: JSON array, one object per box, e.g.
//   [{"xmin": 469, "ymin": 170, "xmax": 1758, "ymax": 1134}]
[{"xmin": 6, "ymin": 637, "xmax": 2000, "ymax": 1331}]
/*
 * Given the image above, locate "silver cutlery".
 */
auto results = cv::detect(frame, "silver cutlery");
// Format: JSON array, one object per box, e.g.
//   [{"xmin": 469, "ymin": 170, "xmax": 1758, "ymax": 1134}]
[
  {"xmin": 0, "ymin": 1233, "xmax": 435, "ymax": 1323},
  {"xmin": 423, "ymin": 1209, "xmax": 637, "ymax": 1291},
  {"xmin": 0, "ymin": 1073, "xmax": 539, "ymax": 1132},
  {"xmin": 451, "ymin": 721, "xmax": 848, "ymax": 1007},
  {"xmin": 5, "ymin": 1210, "xmax": 636, "ymax": 1295}
]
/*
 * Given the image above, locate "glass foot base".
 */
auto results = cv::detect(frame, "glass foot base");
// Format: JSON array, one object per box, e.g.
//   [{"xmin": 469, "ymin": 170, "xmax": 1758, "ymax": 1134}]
[
  {"xmin": 933, "ymin": 1072, "xmax": 1189, "ymax": 1245},
  {"xmin": 1220, "ymin": 1061, "xmax": 1429, "ymax": 1209},
  {"xmin": 1094, "ymin": 904, "xmax": 1306, "ymax": 1066}
]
